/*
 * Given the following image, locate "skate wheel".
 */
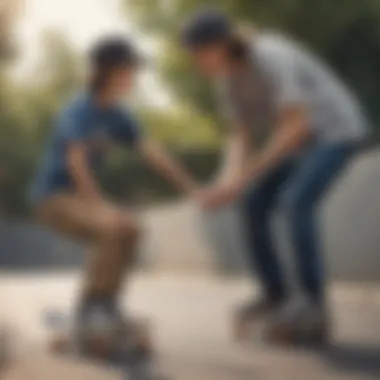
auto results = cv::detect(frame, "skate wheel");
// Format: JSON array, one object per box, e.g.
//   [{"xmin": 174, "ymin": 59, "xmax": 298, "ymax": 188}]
[
  {"xmin": 232, "ymin": 312, "xmax": 255, "ymax": 343},
  {"xmin": 265, "ymin": 322, "xmax": 330, "ymax": 347},
  {"xmin": 264, "ymin": 325, "xmax": 295, "ymax": 345},
  {"xmin": 233, "ymin": 320, "xmax": 247, "ymax": 342},
  {"xmin": 48, "ymin": 334, "xmax": 70, "ymax": 354},
  {"xmin": 127, "ymin": 320, "xmax": 154, "ymax": 353},
  {"xmin": 302, "ymin": 325, "xmax": 330, "ymax": 347},
  {"xmin": 86, "ymin": 335, "xmax": 114, "ymax": 358},
  {"xmin": 264, "ymin": 321, "xmax": 310, "ymax": 346}
]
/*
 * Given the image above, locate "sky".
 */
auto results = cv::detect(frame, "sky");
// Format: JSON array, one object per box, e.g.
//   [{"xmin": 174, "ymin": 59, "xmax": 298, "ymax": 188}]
[{"xmin": 14, "ymin": 0, "xmax": 171, "ymax": 108}]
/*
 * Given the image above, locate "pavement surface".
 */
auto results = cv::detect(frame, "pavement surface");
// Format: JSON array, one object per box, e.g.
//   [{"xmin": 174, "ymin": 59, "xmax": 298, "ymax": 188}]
[{"xmin": 1, "ymin": 272, "xmax": 380, "ymax": 380}]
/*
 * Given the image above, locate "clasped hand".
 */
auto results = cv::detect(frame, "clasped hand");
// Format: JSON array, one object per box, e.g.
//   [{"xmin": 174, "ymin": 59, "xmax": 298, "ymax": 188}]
[{"xmin": 193, "ymin": 179, "xmax": 246, "ymax": 211}]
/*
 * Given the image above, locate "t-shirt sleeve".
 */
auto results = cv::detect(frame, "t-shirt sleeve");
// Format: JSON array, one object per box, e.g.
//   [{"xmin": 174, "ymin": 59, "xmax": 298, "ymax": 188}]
[
  {"xmin": 111, "ymin": 107, "xmax": 143, "ymax": 147},
  {"xmin": 215, "ymin": 78, "xmax": 242, "ymax": 130},
  {"xmin": 266, "ymin": 45, "xmax": 304, "ymax": 109},
  {"xmin": 59, "ymin": 107, "xmax": 91, "ymax": 143}
]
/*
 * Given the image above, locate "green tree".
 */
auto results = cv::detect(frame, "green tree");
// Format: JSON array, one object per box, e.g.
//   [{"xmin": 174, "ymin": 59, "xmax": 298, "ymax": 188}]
[
  {"xmin": 0, "ymin": 30, "xmax": 81, "ymax": 215},
  {"xmin": 24, "ymin": 30, "xmax": 82, "ymax": 142},
  {"xmin": 138, "ymin": 107, "xmax": 221, "ymax": 148},
  {"xmin": 126, "ymin": 0, "xmax": 380, "ymax": 128}
]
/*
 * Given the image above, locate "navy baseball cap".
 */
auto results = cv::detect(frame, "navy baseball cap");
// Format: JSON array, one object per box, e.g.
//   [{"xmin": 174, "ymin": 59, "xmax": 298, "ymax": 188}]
[
  {"xmin": 89, "ymin": 36, "xmax": 143, "ymax": 69},
  {"xmin": 181, "ymin": 8, "xmax": 233, "ymax": 48}
]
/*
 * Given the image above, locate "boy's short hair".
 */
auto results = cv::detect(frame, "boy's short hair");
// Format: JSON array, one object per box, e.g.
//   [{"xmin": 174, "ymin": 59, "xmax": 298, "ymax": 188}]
[{"xmin": 89, "ymin": 36, "xmax": 142, "ymax": 70}]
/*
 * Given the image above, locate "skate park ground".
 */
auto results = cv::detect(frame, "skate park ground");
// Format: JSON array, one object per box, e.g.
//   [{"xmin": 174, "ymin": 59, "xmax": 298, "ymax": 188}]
[{"xmin": 1, "ymin": 272, "xmax": 380, "ymax": 380}]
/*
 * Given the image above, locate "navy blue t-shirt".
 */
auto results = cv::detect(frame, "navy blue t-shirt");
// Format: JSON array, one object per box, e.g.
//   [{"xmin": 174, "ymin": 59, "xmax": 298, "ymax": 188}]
[{"xmin": 30, "ymin": 92, "xmax": 142, "ymax": 203}]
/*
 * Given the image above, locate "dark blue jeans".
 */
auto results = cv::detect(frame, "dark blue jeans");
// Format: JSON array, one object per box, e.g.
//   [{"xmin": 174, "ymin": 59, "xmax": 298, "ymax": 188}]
[{"xmin": 241, "ymin": 143, "xmax": 356, "ymax": 303}]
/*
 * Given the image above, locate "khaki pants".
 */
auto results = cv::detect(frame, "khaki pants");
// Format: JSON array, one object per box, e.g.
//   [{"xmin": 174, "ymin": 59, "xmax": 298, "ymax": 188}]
[{"xmin": 36, "ymin": 194, "xmax": 141, "ymax": 299}]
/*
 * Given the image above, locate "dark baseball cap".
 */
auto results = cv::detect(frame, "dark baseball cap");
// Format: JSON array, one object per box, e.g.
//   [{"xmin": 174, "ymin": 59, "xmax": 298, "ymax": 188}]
[
  {"xmin": 89, "ymin": 36, "xmax": 143, "ymax": 69},
  {"xmin": 181, "ymin": 8, "xmax": 233, "ymax": 48}
]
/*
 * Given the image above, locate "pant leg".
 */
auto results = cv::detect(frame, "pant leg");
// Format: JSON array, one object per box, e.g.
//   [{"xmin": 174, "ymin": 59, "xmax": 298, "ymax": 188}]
[
  {"xmin": 282, "ymin": 143, "xmax": 355, "ymax": 302},
  {"xmin": 36, "ymin": 194, "xmax": 140, "ymax": 298},
  {"xmin": 241, "ymin": 159, "xmax": 295, "ymax": 301}
]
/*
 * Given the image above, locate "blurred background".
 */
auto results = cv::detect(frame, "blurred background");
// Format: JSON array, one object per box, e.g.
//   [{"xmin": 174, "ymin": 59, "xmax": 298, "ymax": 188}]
[{"xmin": 1, "ymin": 1, "xmax": 380, "ymax": 379}]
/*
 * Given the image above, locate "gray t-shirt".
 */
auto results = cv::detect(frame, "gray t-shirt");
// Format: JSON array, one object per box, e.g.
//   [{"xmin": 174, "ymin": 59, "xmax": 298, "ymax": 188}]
[{"xmin": 217, "ymin": 32, "xmax": 369, "ymax": 146}]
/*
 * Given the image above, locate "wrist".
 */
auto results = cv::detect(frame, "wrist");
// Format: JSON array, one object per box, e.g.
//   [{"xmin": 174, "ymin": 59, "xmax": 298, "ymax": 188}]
[
  {"xmin": 232, "ymin": 170, "xmax": 251, "ymax": 192},
  {"xmin": 79, "ymin": 189, "xmax": 102, "ymax": 202},
  {"xmin": 182, "ymin": 179, "xmax": 198, "ymax": 195},
  {"xmin": 216, "ymin": 173, "xmax": 241, "ymax": 188}
]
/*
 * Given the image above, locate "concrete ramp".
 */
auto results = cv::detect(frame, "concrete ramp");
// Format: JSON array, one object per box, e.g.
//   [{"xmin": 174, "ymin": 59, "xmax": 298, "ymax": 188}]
[
  {"xmin": 141, "ymin": 202, "xmax": 218, "ymax": 274},
  {"xmin": 3, "ymin": 353, "xmax": 119, "ymax": 380},
  {"xmin": 1, "ymin": 273, "xmax": 380, "ymax": 380}
]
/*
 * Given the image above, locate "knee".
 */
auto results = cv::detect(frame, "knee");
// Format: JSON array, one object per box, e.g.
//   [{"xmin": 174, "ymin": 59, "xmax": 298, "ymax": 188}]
[
  {"xmin": 117, "ymin": 217, "xmax": 142, "ymax": 244},
  {"xmin": 102, "ymin": 215, "xmax": 142, "ymax": 244},
  {"xmin": 123, "ymin": 218, "xmax": 142, "ymax": 243}
]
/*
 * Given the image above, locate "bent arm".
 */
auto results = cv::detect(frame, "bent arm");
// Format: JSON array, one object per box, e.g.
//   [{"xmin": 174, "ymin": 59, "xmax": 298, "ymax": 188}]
[
  {"xmin": 137, "ymin": 138, "xmax": 198, "ymax": 195},
  {"xmin": 216, "ymin": 126, "xmax": 251, "ymax": 186},
  {"xmin": 243, "ymin": 106, "xmax": 310, "ymax": 183}
]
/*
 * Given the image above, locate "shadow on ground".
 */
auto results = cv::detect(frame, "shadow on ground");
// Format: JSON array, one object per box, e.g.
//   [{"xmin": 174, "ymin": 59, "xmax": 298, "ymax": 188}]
[{"xmin": 323, "ymin": 344, "xmax": 380, "ymax": 378}]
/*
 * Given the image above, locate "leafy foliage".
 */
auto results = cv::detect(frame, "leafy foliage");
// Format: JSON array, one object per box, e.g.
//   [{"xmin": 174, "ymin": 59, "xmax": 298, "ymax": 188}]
[
  {"xmin": 126, "ymin": 0, "xmax": 380, "ymax": 126},
  {"xmin": 2, "ymin": 0, "xmax": 380, "ymax": 216}
]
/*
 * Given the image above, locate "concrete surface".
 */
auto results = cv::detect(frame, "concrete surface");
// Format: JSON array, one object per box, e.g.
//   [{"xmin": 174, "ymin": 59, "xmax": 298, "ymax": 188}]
[
  {"xmin": 1, "ymin": 272, "xmax": 380, "ymax": 380},
  {"xmin": 3, "ymin": 353, "xmax": 120, "ymax": 380}
]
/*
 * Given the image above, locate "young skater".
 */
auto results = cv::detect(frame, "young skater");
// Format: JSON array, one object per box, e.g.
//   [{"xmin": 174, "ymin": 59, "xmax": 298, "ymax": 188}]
[{"xmin": 30, "ymin": 36, "xmax": 198, "ymax": 342}]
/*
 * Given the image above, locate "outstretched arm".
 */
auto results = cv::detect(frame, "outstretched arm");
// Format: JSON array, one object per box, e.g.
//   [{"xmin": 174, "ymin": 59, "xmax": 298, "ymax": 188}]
[
  {"xmin": 215, "ymin": 125, "xmax": 251, "ymax": 186},
  {"xmin": 199, "ymin": 107, "xmax": 310, "ymax": 210},
  {"xmin": 114, "ymin": 107, "xmax": 199, "ymax": 196},
  {"xmin": 137, "ymin": 138, "xmax": 199, "ymax": 196}
]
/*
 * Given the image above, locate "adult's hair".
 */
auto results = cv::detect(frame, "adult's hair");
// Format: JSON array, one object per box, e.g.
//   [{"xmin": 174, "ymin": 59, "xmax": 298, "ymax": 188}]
[
  {"xmin": 181, "ymin": 9, "xmax": 254, "ymax": 63},
  {"xmin": 181, "ymin": 8, "xmax": 233, "ymax": 49},
  {"xmin": 226, "ymin": 25, "xmax": 257, "ymax": 62}
]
